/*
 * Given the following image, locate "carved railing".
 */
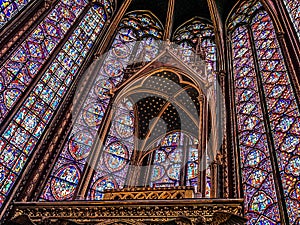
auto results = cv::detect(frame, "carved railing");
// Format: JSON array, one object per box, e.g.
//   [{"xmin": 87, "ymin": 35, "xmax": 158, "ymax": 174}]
[
  {"xmin": 103, "ymin": 186, "xmax": 194, "ymax": 200},
  {"xmin": 12, "ymin": 198, "xmax": 244, "ymax": 224}
]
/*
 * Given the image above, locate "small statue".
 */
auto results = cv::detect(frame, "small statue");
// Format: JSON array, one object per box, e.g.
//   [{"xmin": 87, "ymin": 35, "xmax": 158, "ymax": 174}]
[{"xmin": 193, "ymin": 36, "xmax": 206, "ymax": 62}]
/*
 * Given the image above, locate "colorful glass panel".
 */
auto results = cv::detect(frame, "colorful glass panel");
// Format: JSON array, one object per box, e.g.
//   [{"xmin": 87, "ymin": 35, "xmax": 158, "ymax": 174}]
[
  {"xmin": 0, "ymin": 4, "xmax": 108, "ymax": 207},
  {"xmin": 231, "ymin": 25, "xmax": 281, "ymax": 225},
  {"xmin": 40, "ymin": 11, "xmax": 163, "ymax": 201},
  {"xmin": 119, "ymin": 12, "xmax": 163, "ymax": 63},
  {"xmin": 252, "ymin": 10, "xmax": 300, "ymax": 224},
  {"xmin": 89, "ymin": 99, "xmax": 134, "ymax": 200},
  {"xmin": 205, "ymin": 162, "xmax": 211, "ymax": 197},
  {"xmin": 151, "ymin": 132, "xmax": 182, "ymax": 187},
  {"xmin": 0, "ymin": 0, "xmax": 33, "ymax": 29},
  {"xmin": 170, "ymin": 20, "xmax": 216, "ymax": 196},
  {"xmin": 230, "ymin": 0, "xmax": 300, "ymax": 223},
  {"xmin": 173, "ymin": 19, "xmax": 216, "ymax": 81},
  {"xmin": 150, "ymin": 132, "xmax": 205, "ymax": 193},
  {"xmin": 284, "ymin": 0, "xmax": 300, "ymax": 40},
  {"xmin": 186, "ymin": 139, "xmax": 199, "ymax": 188},
  {"xmin": 227, "ymin": 1, "xmax": 263, "ymax": 30},
  {"xmin": 121, "ymin": 12, "xmax": 163, "ymax": 39},
  {"xmin": 0, "ymin": 0, "xmax": 88, "ymax": 124}
]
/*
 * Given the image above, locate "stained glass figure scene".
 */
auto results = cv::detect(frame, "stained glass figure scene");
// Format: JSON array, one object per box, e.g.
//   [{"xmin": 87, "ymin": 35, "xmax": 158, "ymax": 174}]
[
  {"xmin": 1, "ymin": 1, "xmax": 111, "ymax": 208},
  {"xmin": 283, "ymin": 0, "xmax": 300, "ymax": 40},
  {"xmin": 40, "ymin": 10, "xmax": 163, "ymax": 201},
  {"xmin": 0, "ymin": 0, "xmax": 32, "ymax": 29},
  {"xmin": 0, "ymin": 0, "xmax": 88, "ymax": 124},
  {"xmin": 89, "ymin": 98, "xmax": 134, "ymax": 200},
  {"xmin": 150, "ymin": 132, "xmax": 211, "ymax": 197},
  {"xmin": 229, "ymin": 0, "xmax": 300, "ymax": 224},
  {"xmin": 172, "ymin": 18, "xmax": 216, "ymax": 79}
]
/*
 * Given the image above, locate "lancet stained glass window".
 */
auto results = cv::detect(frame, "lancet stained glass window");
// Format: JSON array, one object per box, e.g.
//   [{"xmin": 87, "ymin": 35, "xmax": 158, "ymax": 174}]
[
  {"xmin": 147, "ymin": 132, "xmax": 210, "ymax": 197},
  {"xmin": 0, "ymin": 0, "xmax": 88, "ymax": 124},
  {"xmin": 173, "ymin": 18, "xmax": 216, "ymax": 78},
  {"xmin": 40, "ymin": 11, "xmax": 163, "ymax": 201},
  {"xmin": 89, "ymin": 98, "xmax": 134, "ymax": 200},
  {"xmin": 150, "ymin": 132, "xmax": 182, "ymax": 187},
  {"xmin": 0, "ymin": 2, "xmax": 111, "ymax": 209},
  {"xmin": 150, "ymin": 132, "xmax": 205, "ymax": 191},
  {"xmin": 283, "ymin": 0, "xmax": 300, "ymax": 40},
  {"xmin": 0, "ymin": 0, "xmax": 33, "ymax": 29},
  {"xmin": 229, "ymin": 0, "xmax": 300, "ymax": 224},
  {"xmin": 231, "ymin": 25, "xmax": 281, "ymax": 224},
  {"xmin": 171, "ymin": 18, "xmax": 215, "ymax": 197}
]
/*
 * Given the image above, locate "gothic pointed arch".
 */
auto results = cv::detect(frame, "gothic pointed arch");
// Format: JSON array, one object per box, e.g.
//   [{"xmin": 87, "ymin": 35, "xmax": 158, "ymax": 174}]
[
  {"xmin": 39, "ymin": 9, "xmax": 164, "ymax": 201},
  {"xmin": 227, "ymin": 0, "xmax": 300, "ymax": 224},
  {"xmin": 172, "ymin": 17, "xmax": 216, "ymax": 76},
  {"xmin": 85, "ymin": 63, "xmax": 211, "ymax": 199}
]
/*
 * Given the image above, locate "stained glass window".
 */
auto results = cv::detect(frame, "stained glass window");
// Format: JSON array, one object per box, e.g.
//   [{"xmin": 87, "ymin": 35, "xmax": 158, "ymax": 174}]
[
  {"xmin": 40, "ymin": 11, "xmax": 163, "ymax": 201},
  {"xmin": 151, "ymin": 132, "xmax": 182, "ymax": 187},
  {"xmin": 0, "ymin": 2, "xmax": 111, "ymax": 209},
  {"xmin": 171, "ymin": 18, "xmax": 215, "ymax": 197},
  {"xmin": 173, "ymin": 18, "xmax": 216, "ymax": 78},
  {"xmin": 150, "ymin": 132, "xmax": 200, "ymax": 187},
  {"xmin": 0, "ymin": 0, "xmax": 88, "ymax": 124},
  {"xmin": 284, "ymin": 0, "xmax": 300, "ymax": 40},
  {"xmin": 229, "ymin": 0, "xmax": 300, "ymax": 224},
  {"xmin": 89, "ymin": 98, "xmax": 134, "ymax": 200},
  {"xmin": 148, "ymin": 132, "xmax": 210, "ymax": 196},
  {"xmin": 231, "ymin": 25, "xmax": 281, "ymax": 224},
  {"xmin": 0, "ymin": 0, "xmax": 33, "ymax": 29},
  {"xmin": 204, "ymin": 155, "xmax": 211, "ymax": 197},
  {"xmin": 119, "ymin": 12, "xmax": 163, "ymax": 62}
]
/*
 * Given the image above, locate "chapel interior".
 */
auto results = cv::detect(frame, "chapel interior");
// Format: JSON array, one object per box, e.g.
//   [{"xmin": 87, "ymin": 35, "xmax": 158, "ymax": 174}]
[{"xmin": 0, "ymin": 0, "xmax": 299, "ymax": 224}]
